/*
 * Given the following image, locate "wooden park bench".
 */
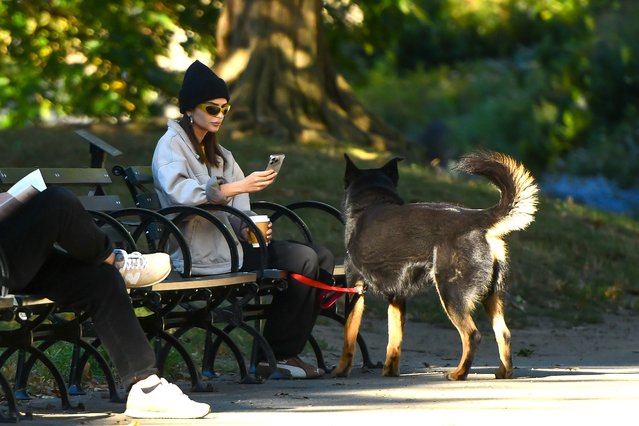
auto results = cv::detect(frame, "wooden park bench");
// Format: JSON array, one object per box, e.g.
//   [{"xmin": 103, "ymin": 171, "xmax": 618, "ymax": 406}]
[{"xmin": 112, "ymin": 164, "xmax": 380, "ymax": 372}]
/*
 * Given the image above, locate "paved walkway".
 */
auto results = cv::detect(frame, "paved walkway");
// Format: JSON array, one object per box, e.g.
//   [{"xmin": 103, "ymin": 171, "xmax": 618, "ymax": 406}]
[{"xmin": 11, "ymin": 314, "xmax": 639, "ymax": 424}]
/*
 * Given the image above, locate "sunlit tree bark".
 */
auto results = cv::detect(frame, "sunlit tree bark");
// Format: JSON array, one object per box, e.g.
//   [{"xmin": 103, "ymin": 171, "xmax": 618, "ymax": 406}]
[{"xmin": 215, "ymin": 0, "xmax": 404, "ymax": 151}]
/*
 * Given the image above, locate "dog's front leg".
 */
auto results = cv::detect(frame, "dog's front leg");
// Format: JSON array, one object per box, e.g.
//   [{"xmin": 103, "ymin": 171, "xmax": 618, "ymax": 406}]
[
  {"xmin": 383, "ymin": 297, "xmax": 406, "ymax": 377},
  {"xmin": 332, "ymin": 283, "xmax": 365, "ymax": 377}
]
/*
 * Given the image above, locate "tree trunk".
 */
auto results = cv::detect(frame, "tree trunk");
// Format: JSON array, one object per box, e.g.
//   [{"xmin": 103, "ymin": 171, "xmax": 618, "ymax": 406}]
[{"xmin": 215, "ymin": 0, "xmax": 404, "ymax": 151}]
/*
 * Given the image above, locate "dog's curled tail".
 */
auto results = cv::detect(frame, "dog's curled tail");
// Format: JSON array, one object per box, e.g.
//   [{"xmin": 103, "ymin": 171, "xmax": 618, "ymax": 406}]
[{"xmin": 456, "ymin": 151, "xmax": 539, "ymax": 236}]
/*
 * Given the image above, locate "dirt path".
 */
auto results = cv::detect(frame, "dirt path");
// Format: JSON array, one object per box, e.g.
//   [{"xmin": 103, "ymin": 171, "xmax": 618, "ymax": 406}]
[
  {"xmin": 17, "ymin": 312, "xmax": 639, "ymax": 425},
  {"xmin": 312, "ymin": 311, "xmax": 639, "ymax": 372}
]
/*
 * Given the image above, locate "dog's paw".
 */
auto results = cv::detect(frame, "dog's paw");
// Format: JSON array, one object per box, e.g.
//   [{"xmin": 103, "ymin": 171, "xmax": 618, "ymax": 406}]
[
  {"xmin": 331, "ymin": 361, "xmax": 353, "ymax": 378},
  {"xmin": 495, "ymin": 367, "xmax": 513, "ymax": 379},
  {"xmin": 331, "ymin": 366, "xmax": 352, "ymax": 378},
  {"xmin": 382, "ymin": 366, "xmax": 400, "ymax": 377},
  {"xmin": 445, "ymin": 370, "xmax": 469, "ymax": 381}
]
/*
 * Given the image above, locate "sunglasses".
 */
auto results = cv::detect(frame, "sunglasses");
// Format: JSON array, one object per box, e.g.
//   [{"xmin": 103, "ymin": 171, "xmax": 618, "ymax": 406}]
[{"xmin": 196, "ymin": 103, "xmax": 231, "ymax": 116}]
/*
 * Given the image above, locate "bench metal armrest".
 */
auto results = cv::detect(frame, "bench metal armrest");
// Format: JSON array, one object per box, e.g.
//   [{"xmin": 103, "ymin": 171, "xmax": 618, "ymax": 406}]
[
  {"xmin": 285, "ymin": 200, "xmax": 345, "ymax": 225},
  {"xmin": 251, "ymin": 200, "xmax": 314, "ymax": 243}
]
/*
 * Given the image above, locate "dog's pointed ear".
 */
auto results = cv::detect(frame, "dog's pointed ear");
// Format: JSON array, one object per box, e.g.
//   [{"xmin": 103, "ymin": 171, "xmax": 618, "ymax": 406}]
[
  {"xmin": 382, "ymin": 157, "xmax": 403, "ymax": 185},
  {"xmin": 344, "ymin": 154, "xmax": 359, "ymax": 187}
]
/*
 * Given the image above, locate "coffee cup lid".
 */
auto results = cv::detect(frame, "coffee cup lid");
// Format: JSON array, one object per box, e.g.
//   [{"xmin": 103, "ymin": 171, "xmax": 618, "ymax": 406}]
[{"xmin": 251, "ymin": 215, "xmax": 270, "ymax": 222}]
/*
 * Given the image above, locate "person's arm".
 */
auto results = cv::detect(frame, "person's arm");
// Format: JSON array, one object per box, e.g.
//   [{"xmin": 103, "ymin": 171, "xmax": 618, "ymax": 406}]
[
  {"xmin": 219, "ymin": 169, "xmax": 277, "ymax": 198},
  {"xmin": 154, "ymin": 161, "xmax": 211, "ymax": 207}
]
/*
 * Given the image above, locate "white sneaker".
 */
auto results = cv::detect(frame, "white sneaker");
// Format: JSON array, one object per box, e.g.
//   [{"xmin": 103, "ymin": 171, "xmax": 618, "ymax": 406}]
[
  {"xmin": 124, "ymin": 374, "xmax": 210, "ymax": 419},
  {"xmin": 113, "ymin": 249, "xmax": 171, "ymax": 288}
]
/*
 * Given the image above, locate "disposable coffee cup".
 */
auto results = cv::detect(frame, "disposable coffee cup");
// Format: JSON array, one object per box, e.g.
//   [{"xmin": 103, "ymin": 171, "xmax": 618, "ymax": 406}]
[{"xmin": 248, "ymin": 215, "xmax": 270, "ymax": 248}]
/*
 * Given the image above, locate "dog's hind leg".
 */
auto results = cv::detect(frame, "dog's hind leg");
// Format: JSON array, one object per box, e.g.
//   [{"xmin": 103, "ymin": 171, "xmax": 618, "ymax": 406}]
[
  {"xmin": 436, "ymin": 284, "xmax": 481, "ymax": 380},
  {"xmin": 482, "ymin": 291, "xmax": 513, "ymax": 379},
  {"xmin": 445, "ymin": 312, "xmax": 481, "ymax": 381},
  {"xmin": 332, "ymin": 289, "xmax": 365, "ymax": 377},
  {"xmin": 383, "ymin": 297, "xmax": 406, "ymax": 377}
]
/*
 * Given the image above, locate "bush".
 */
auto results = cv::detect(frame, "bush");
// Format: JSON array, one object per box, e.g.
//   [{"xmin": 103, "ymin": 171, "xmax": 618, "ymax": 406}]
[{"xmin": 355, "ymin": 60, "xmax": 549, "ymax": 174}]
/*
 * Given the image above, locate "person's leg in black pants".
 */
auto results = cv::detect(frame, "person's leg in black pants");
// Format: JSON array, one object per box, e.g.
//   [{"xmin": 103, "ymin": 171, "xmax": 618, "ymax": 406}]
[
  {"xmin": 23, "ymin": 252, "xmax": 158, "ymax": 386},
  {"xmin": 0, "ymin": 187, "xmax": 157, "ymax": 386},
  {"xmin": 241, "ymin": 240, "xmax": 335, "ymax": 359}
]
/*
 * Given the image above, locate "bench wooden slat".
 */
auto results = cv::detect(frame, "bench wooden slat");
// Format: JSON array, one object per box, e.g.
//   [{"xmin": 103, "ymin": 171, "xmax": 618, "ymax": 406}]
[
  {"xmin": 0, "ymin": 167, "xmax": 124, "ymax": 212},
  {"xmin": 79, "ymin": 195, "xmax": 124, "ymax": 211},
  {"xmin": 0, "ymin": 168, "xmax": 112, "ymax": 186},
  {"xmin": 150, "ymin": 271, "xmax": 258, "ymax": 291},
  {"xmin": 0, "ymin": 296, "xmax": 53, "ymax": 310}
]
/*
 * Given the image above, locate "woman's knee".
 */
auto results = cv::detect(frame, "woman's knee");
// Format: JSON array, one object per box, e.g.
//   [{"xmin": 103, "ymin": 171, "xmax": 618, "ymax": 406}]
[
  {"xmin": 295, "ymin": 245, "xmax": 322, "ymax": 275},
  {"xmin": 271, "ymin": 241, "xmax": 333, "ymax": 278}
]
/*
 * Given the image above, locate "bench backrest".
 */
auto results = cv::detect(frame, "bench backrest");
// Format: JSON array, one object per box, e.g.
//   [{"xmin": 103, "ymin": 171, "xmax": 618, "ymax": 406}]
[
  {"xmin": 0, "ymin": 166, "xmax": 132, "ymax": 264},
  {"xmin": 111, "ymin": 165, "xmax": 159, "ymax": 210},
  {"xmin": 0, "ymin": 167, "xmax": 123, "ymax": 211}
]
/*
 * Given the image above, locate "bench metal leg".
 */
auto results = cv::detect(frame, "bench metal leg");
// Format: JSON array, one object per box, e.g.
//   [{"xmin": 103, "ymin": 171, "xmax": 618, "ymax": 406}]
[
  {"xmin": 2, "ymin": 347, "xmax": 84, "ymax": 411},
  {"xmin": 217, "ymin": 322, "xmax": 279, "ymax": 381},
  {"xmin": 182, "ymin": 325, "xmax": 255, "ymax": 384},
  {"xmin": 151, "ymin": 330, "xmax": 214, "ymax": 392},
  {"xmin": 64, "ymin": 339, "xmax": 125, "ymax": 403},
  {"xmin": 306, "ymin": 334, "xmax": 327, "ymax": 372},
  {"xmin": 0, "ymin": 370, "xmax": 32, "ymax": 423}
]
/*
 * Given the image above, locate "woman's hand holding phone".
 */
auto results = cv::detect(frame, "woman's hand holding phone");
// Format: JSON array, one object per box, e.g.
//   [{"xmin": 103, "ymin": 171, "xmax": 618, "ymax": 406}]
[{"xmin": 244, "ymin": 169, "xmax": 277, "ymax": 192}]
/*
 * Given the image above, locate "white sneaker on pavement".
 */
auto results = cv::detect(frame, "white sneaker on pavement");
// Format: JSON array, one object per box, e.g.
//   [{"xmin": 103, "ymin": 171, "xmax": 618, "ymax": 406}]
[
  {"xmin": 113, "ymin": 249, "xmax": 171, "ymax": 288},
  {"xmin": 124, "ymin": 374, "xmax": 211, "ymax": 419}
]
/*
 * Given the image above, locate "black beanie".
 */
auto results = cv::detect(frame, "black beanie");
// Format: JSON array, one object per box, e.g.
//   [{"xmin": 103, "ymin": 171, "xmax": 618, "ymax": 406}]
[{"xmin": 178, "ymin": 60, "xmax": 230, "ymax": 113}]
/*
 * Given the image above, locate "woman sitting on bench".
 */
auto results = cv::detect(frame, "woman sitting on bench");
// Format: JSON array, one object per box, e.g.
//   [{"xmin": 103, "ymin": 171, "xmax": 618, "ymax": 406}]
[
  {"xmin": 0, "ymin": 186, "xmax": 210, "ymax": 419},
  {"xmin": 152, "ymin": 60, "xmax": 335, "ymax": 379}
]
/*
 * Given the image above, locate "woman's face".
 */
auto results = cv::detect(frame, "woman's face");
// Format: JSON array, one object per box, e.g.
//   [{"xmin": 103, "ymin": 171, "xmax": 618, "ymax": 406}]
[{"xmin": 191, "ymin": 97, "xmax": 230, "ymax": 137}]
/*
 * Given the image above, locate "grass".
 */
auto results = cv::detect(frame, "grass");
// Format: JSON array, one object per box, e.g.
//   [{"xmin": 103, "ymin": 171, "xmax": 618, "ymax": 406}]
[{"xmin": 2, "ymin": 120, "xmax": 639, "ymax": 330}]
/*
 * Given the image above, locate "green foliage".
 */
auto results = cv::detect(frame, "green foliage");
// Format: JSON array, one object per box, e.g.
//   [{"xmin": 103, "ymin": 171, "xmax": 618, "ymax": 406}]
[
  {"xmin": 355, "ymin": 61, "xmax": 551, "ymax": 175},
  {"xmin": 0, "ymin": 0, "xmax": 222, "ymax": 127},
  {"xmin": 349, "ymin": 1, "xmax": 639, "ymax": 187},
  {"xmin": 329, "ymin": 0, "xmax": 638, "ymax": 187},
  {"xmin": 2, "ymin": 0, "xmax": 638, "ymax": 185}
]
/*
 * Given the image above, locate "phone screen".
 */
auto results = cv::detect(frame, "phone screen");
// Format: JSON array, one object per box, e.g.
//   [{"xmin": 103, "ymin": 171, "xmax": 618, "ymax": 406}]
[{"xmin": 266, "ymin": 154, "xmax": 285, "ymax": 173}]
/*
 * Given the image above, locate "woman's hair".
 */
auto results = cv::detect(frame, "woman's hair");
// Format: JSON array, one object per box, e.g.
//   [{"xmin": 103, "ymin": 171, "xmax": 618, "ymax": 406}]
[{"xmin": 178, "ymin": 115, "xmax": 224, "ymax": 167}]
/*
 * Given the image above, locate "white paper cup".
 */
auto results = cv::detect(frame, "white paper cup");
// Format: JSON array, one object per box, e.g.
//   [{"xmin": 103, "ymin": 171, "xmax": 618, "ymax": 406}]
[{"xmin": 248, "ymin": 215, "xmax": 270, "ymax": 247}]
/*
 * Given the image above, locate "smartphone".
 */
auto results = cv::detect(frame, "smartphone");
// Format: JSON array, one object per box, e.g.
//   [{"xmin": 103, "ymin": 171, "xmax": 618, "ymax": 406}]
[{"xmin": 266, "ymin": 154, "xmax": 285, "ymax": 174}]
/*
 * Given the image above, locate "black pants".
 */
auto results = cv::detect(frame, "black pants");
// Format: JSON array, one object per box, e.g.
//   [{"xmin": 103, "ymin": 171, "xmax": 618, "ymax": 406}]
[
  {"xmin": 0, "ymin": 187, "xmax": 157, "ymax": 387},
  {"xmin": 241, "ymin": 240, "xmax": 334, "ymax": 359}
]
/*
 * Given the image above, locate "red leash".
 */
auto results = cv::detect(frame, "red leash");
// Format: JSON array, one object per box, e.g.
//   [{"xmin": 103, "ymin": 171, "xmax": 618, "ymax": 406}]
[{"xmin": 289, "ymin": 272, "xmax": 363, "ymax": 309}]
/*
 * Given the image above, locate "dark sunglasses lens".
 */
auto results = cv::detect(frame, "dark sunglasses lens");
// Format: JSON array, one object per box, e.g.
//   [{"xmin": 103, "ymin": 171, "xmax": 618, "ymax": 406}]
[{"xmin": 205, "ymin": 105, "xmax": 222, "ymax": 115}]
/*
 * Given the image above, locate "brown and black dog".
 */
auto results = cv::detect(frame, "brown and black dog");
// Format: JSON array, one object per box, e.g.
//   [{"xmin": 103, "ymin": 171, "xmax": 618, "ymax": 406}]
[{"xmin": 333, "ymin": 151, "xmax": 538, "ymax": 380}]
